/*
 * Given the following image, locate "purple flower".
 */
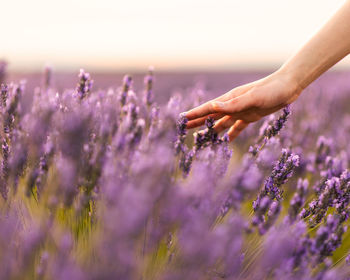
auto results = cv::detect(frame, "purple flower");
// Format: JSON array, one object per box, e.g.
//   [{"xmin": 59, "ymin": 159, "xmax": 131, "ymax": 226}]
[
  {"xmin": 76, "ymin": 69, "xmax": 93, "ymax": 100},
  {"xmin": 288, "ymin": 178, "xmax": 309, "ymax": 221},
  {"xmin": 143, "ymin": 66, "xmax": 154, "ymax": 106},
  {"xmin": 346, "ymin": 254, "xmax": 350, "ymax": 265},
  {"xmin": 193, "ymin": 116, "xmax": 218, "ymax": 150},
  {"xmin": 174, "ymin": 114, "xmax": 188, "ymax": 155},
  {"xmin": 119, "ymin": 74, "xmax": 132, "ymax": 107},
  {"xmin": 249, "ymin": 105, "xmax": 291, "ymax": 157},
  {"xmin": 0, "ymin": 66, "xmax": 349, "ymax": 278},
  {"xmin": 4, "ymin": 83, "xmax": 23, "ymax": 135},
  {"xmin": 43, "ymin": 65, "xmax": 53, "ymax": 90},
  {"xmin": 252, "ymin": 149, "xmax": 299, "ymax": 233},
  {"xmin": 302, "ymin": 170, "xmax": 350, "ymax": 226},
  {"xmin": 147, "ymin": 106, "xmax": 160, "ymax": 141},
  {"xmin": 0, "ymin": 60, "xmax": 7, "ymax": 84},
  {"xmin": 0, "ymin": 83, "xmax": 8, "ymax": 108},
  {"xmin": 315, "ymin": 136, "xmax": 333, "ymax": 165},
  {"xmin": 179, "ymin": 148, "xmax": 195, "ymax": 176}
]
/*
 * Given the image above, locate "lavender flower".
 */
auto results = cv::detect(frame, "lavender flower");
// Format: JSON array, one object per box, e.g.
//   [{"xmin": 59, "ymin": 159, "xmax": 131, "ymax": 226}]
[
  {"xmin": 346, "ymin": 254, "xmax": 350, "ymax": 265},
  {"xmin": 315, "ymin": 136, "xmax": 333, "ymax": 165},
  {"xmin": 253, "ymin": 149, "xmax": 299, "ymax": 233},
  {"xmin": 147, "ymin": 106, "xmax": 160, "ymax": 141},
  {"xmin": 4, "ymin": 83, "xmax": 23, "ymax": 135},
  {"xmin": 288, "ymin": 178, "xmax": 309, "ymax": 221},
  {"xmin": 0, "ymin": 137, "xmax": 9, "ymax": 199},
  {"xmin": 179, "ymin": 148, "xmax": 195, "ymax": 176},
  {"xmin": 119, "ymin": 74, "xmax": 132, "ymax": 107},
  {"xmin": 309, "ymin": 214, "xmax": 345, "ymax": 264},
  {"xmin": 249, "ymin": 105, "xmax": 291, "ymax": 156},
  {"xmin": 214, "ymin": 133, "xmax": 233, "ymax": 176},
  {"xmin": 143, "ymin": 66, "xmax": 154, "ymax": 106},
  {"xmin": 43, "ymin": 65, "xmax": 53, "ymax": 90},
  {"xmin": 0, "ymin": 67, "xmax": 347, "ymax": 279},
  {"xmin": 0, "ymin": 60, "xmax": 7, "ymax": 84},
  {"xmin": 174, "ymin": 113, "xmax": 188, "ymax": 155},
  {"xmin": 125, "ymin": 103, "xmax": 140, "ymax": 132},
  {"xmin": 76, "ymin": 69, "xmax": 93, "ymax": 100},
  {"xmin": 129, "ymin": 118, "xmax": 145, "ymax": 147},
  {"xmin": 301, "ymin": 169, "xmax": 350, "ymax": 226},
  {"xmin": 266, "ymin": 105, "xmax": 291, "ymax": 137},
  {"xmin": 193, "ymin": 116, "xmax": 218, "ymax": 150},
  {"xmin": 0, "ymin": 83, "xmax": 8, "ymax": 108}
]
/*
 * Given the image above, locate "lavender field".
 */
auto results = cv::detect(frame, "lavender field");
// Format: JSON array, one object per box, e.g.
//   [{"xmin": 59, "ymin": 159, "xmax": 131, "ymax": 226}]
[{"xmin": 1, "ymin": 62, "xmax": 350, "ymax": 279}]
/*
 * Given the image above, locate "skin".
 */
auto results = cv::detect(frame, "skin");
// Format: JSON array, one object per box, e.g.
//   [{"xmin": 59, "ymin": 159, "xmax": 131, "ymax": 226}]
[{"xmin": 182, "ymin": 0, "xmax": 350, "ymax": 141}]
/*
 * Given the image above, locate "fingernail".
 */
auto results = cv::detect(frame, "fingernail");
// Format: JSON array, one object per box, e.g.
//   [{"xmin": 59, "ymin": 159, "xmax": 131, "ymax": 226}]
[
  {"xmin": 179, "ymin": 112, "xmax": 187, "ymax": 118},
  {"xmin": 213, "ymin": 101, "xmax": 224, "ymax": 108},
  {"xmin": 221, "ymin": 133, "xmax": 230, "ymax": 142}
]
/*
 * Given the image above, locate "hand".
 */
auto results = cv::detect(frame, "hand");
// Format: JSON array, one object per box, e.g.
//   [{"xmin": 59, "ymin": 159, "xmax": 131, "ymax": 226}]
[{"xmin": 182, "ymin": 70, "xmax": 303, "ymax": 141}]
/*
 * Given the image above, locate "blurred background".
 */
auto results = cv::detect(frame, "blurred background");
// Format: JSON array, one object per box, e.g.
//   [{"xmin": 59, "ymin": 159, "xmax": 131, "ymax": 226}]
[{"xmin": 1, "ymin": 0, "xmax": 349, "ymax": 97}]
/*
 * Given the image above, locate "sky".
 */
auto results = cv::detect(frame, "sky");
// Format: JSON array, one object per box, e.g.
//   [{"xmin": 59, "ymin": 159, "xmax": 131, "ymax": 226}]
[{"xmin": 1, "ymin": 0, "xmax": 349, "ymax": 72}]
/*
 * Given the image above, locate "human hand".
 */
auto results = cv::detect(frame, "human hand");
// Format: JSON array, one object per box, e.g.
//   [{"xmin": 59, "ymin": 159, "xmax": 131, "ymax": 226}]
[{"xmin": 182, "ymin": 70, "xmax": 303, "ymax": 141}]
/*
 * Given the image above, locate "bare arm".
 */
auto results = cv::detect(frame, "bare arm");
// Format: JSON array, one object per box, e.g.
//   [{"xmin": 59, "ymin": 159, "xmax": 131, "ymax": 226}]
[
  {"xmin": 183, "ymin": 0, "xmax": 350, "ymax": 141},
  {"xmin": 280, "ymin": 0, "xmax": 350, "ymax": 90}
]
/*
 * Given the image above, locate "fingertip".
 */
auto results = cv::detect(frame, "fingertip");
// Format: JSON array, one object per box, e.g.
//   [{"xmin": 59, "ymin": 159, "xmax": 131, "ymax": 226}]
[
  {"xmin": 220, "ymin": 133, "xmax": 230, "ymax": 143},
  {"xmin": 183, "ymin": 110, "xmax": 195, "ymax": 120},
  {"xmin": 227, "ymin": 120, "xmax": 249, "ymax": 142}
]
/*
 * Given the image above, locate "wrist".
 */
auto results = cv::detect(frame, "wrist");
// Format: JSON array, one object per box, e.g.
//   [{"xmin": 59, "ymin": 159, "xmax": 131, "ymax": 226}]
[{"xmin": 272, "ymin": 68, "xmax": 304, "ymax": 104}]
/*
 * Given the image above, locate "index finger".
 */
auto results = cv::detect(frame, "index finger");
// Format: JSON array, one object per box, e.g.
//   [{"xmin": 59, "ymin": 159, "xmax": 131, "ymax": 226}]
[
  {"xmin": 182, "ymin": 85, "xmax": 249, "ymax": 121},
  {"xmin": 184, "ymin": 101, "xmax": 216, "ymax": 121}
]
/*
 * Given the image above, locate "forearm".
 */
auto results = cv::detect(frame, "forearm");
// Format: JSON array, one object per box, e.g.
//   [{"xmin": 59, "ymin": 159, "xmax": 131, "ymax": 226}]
[{"xmin": 278, "ymin": 0, "xmax": 350, "ymax": 91}]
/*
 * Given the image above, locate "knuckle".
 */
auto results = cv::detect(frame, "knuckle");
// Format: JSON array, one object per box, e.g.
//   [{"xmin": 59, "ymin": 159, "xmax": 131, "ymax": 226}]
[
  {"xmin": 245, "ymin": 90, "xmax": 254, "ymax": 102},
  {"xmin": 247, "ymin": 90, "xmax": 262, "ymax": 108},
  {"xmin": 226, "ymin": 100, "xmax": 236, "ymax": 111},
  {"xmin": 228, "ymin": 87, "xmax": 241, "ymax": 98},
  {"xmin": 209, "ymin": 102, "xmax": 217, "ymax": 112}
]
